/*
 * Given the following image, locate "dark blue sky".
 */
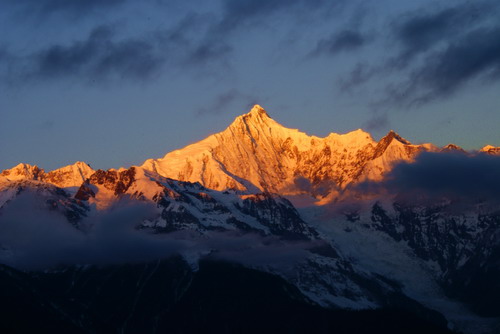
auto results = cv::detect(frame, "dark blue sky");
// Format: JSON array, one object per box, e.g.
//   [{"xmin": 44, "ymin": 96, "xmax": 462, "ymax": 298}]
[{"xmin": 1, "ymin": 0, "xmax": 499, "ymax": 170}]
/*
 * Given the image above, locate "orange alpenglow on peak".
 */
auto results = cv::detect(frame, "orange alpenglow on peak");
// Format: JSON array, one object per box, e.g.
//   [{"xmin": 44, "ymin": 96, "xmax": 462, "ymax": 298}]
[
  {"xmin": 238, "ymin": 104, "xmax": 271, "ymax": 121},
  {"xmin": 480, "ymin": 145, "xmax": 500, "ymax": 155},
  {"xmin": 249, "ymin": 104, "xmax": 267, "ymax": 115},
  {"xmin": 140, "ymin": 105, "xmax": 431, "ymax": 197}
]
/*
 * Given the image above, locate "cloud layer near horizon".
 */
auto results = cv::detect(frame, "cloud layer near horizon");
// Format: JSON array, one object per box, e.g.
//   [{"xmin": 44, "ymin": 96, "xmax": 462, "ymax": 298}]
[
  {"xmin": 354, "ymin": 152, "xmax": 500, "ymax": 204},
  {"xmin": 0, "ymin": 191, "xmax": 315, "ymax": 271}
]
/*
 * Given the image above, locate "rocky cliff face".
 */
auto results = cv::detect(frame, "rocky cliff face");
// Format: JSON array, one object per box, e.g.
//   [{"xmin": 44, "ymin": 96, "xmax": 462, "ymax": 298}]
[
  {"xmin": 366, "ymin": 201, "xmax": 500, "ymax": 282},
  {"xmin": 359, "ymin": 199, "xmax": 500, "ymax": 324},
  {"xmin": 72, "ymin": 165, "xmax": 317, "ymax": 239}
]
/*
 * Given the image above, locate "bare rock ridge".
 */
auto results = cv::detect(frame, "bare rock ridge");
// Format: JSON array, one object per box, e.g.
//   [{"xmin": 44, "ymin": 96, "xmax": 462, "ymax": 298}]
[{"xmin": 70, "ymin": 166, "xmax": 317, "ymax": 239}]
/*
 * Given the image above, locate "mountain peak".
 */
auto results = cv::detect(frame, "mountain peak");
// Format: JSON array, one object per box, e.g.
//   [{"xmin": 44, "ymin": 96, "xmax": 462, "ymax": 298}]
[
  {"xmin": 480, "ymin": 145, "xmax": 500, "ymax": 155},
  {"xmin": 140, "ymin": 105, "xmax": 434, "ymax": 197},
  {"xmin": 248, "ymin": 104, "xmax": 268, "ymax": 116},
  {"xmin": 481, "ymin": 145, "xmax": 495, "ymax": 151},
  {"xmin": 383, "ymin": 130, "xmax": 412, "ymax": 145},
  {"xmin": 372, "ymin": 130, "xmax": 412, "ymax": 159},
  {"xmin": 1, "ymin": 163, "xmax": 44, "ymax": 181},
  {"xmin": 441, "ymin": 144, "xmax": 465, "ymax": 153},
  {"xmin": 228, "ymin": 104, "xmax": 279, "ymax": 133},
  {"xmin": 239, "ymin": 104, "xmax": 271, "ymax": 122}
]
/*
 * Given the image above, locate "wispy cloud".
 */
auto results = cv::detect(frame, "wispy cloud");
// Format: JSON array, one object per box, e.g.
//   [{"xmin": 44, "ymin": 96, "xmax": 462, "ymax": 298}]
[
  {"xmin": 4, "ymin": 0, "xmax": 128, "ymax": 21},
  {"xmin": 30, "ymin": 25, "xmax": 165, "ymax": 82},
  {"xmin": 215, "ymin": 0, "xmax": 340, "ymax": 34},
  {"xmin": 389, "ymin": 26, "xmax": 500, "ymax": 105},
  {"xmin": 364, "ymin": 113, "xmax": 389, "ymax": 131},
  {"xmin": 196, "ymin": 89, "xmax": 260, "ymax": 115},
  {"xmin": 1, "ymin": 13, "xmax": 233, "ymax": 84},
  {"xmin": 391, "ymin": 2, "xmax": 492, "ymax": 66},
  {"xmin": 312, "ymin": 30, "xmax": 368, "ymax": 56},
  {"xmin": 337, "ymin": 0, "xmax": 500, "ymax": 107},
  {"xmin": 0, "ymin": 0, "xmax": 349, "ymax": 86}
]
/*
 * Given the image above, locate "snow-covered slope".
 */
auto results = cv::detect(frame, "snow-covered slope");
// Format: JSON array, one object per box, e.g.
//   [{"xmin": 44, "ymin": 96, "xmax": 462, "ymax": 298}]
[
  {"xmin": 73, "ymin": 165, "xmax": 318, "ymax": 239},
  {"xmin": 141, "ymin": 105, "xmax": 433, "ymax": 199},
  {"xmin": 441, "ymin": 144, "xmax": 466, "ymax": 153},
  {"xmin": 44, "ymin": 161, "xmax": 95, "ymax": 189},
  {"xmin": 0, "ymin": 180, "xmax": 89, "ymax": 224},
  {"xmin": 301, "ymin": 200, "xmax": 500, "ymax": 334},
  {"xmin": 480, "ymin": 145, "xmax": 500, "ymax": 155},
  {"xmin": 0, "ymin": 163, "xmax": 44, "ymax": 182},
  {"xmin": 1, "ymin": 161, "xmax": 94, "ymax": 193}
]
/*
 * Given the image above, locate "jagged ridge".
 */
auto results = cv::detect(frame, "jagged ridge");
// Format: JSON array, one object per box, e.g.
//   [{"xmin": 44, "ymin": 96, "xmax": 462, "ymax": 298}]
[{"xmin": 141, "ymin": 105, "xmax": 435, "ymax": 199}]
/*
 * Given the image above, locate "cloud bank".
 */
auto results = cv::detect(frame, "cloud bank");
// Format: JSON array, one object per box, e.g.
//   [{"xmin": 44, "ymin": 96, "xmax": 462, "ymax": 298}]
[
  {"xmin": 354, "ymin": 152, "xmax": 500, "ymax": 203},
  {"xmin": 0, "ymin": 191, "xmax": 316, "ymax": 271}
]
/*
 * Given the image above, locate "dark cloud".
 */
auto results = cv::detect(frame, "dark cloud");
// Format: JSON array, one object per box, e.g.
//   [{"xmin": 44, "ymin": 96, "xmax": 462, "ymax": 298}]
[
  {"xmin": 186, "ymin": 41, "xmax": 232, "ymax": 67},
  {"xmin": 0, "ymin": 191, "xmax": 315, "ymax": 271},
  {"xmin": 365, "ymin": 113, "xmax": 389, "ymax": 131},
  {"xmin": 216, "ymin": 0, "xmax": 335, "ymax": 33},
  {"xmin": 2, "ymin": 14, "xmax": 232, "ymax": 84},
  {"xmin": 337, "ymin": 1, "xmax": 500, "ymax": 107},
  {"xmin": 1, "ymin": 1, "xmax": 347, "ymax": 85},
  {"xmin": 391, "ymin": 2, "xmax": 493, "ymax": 67},
  {"xmin": 355, "ymin": 152, "xmax": 500, "ymax": 203},
  {"xmin": 338, "ymin": 63, "xmax": 377, "ymax": 92},
  {"xmin": 196, "ymin": 89, "xmax": 259, "ymax": 115},
  {"xmin": 313, "ymin": 30, "xmax": 367, "ymax": 56},
  {"xmin": 392, "ymin": 26, "xmax": 500, "ymax": 105},
  {"xmin": 30, "ymin": 25, "xmax": 165, "ymax": 82},
  {"xmin": 191, "ymin": 0, "xmax": 345, "ymax": 75},
  {"xmin": 6, "ymin": 0, "xmax": 126, "ymax": 15}
]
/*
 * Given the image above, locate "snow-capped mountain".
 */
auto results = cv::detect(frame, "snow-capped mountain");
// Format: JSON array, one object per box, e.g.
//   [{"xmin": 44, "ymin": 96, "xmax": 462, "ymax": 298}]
[
  {"xmin": 2, "ymin": 105, "xmax": 493, "ymax": 202},
  {"xmin": 73, "ymin": 165, "xmax": 317, "ymax": 239},
  {"xmin": 0, "ymin": 179, "xmax": 88, "ymax": 224},
  {"xmin": 141, "ymin": 105, "xmax": 436, "ymax": 198},
  {"xmin": 1, "ymin": 104, "xmax": 499, "ymax": 333},
  {"xmin": 302, "ymin": 198, "xmax": 500, "ymax": 334},
  {"xmin": 1, "ymin": 161, "xmax": 94, "ymax": 192},
  {"xmin": 480, "ymin": 145, "xmax": 500, "ymax": 155},
  {"xmin": 441, "ymin": 144, "xmax": 466, "ymax": 153}
]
